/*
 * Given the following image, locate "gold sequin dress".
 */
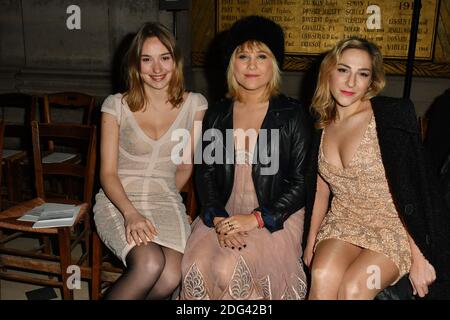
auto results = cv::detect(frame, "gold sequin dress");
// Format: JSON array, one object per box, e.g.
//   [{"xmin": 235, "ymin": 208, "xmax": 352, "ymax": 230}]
[{"xmin": 315, "ymin": 115, "xmax": 411, "ymax": 282}]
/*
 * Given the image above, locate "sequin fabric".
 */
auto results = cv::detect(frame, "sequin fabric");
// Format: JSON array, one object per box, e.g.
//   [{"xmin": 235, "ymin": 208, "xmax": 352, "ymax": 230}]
[{"xmin": 316, "ymin": 115, "xmax": 411, "ymax": 281}]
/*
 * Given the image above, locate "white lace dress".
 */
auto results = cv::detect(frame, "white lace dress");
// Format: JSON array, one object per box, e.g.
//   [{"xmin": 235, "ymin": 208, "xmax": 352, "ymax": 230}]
[{"xmin": 93, "ymin": 92, "xmax": 207, "ymax": 265}]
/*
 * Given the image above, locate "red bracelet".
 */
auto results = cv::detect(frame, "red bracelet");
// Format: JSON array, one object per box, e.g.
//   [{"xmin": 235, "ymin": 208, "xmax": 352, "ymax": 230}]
[{"xmin": 253, "ymin": 211, "xmax": 264, "ymax": 229}]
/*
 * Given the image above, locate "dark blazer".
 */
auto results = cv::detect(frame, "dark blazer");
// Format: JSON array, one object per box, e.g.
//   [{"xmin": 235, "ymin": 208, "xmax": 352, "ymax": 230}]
[
  {"xmin": 424, "ymin": 88, "xmax": 450, "ymax": 174},
  {"xmin": 196, "ymin": 94, "xmax": 312, "ymax": 232},
  {"xmin": 304, "ymin": 96, "xmax": 450, "ymax": 298}
]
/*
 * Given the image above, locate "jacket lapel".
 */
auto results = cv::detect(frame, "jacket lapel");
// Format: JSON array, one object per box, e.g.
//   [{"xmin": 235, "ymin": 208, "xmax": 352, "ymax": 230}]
[{"xmin": 371, "ymin": 96, "xmax": 418, "ymax": 134}]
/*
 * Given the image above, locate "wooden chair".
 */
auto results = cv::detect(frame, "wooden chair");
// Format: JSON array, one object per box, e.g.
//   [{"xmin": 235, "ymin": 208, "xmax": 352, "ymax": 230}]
[
  {"xmin": 91, "ymin": 177, "xmax": 198, "ymax": 300},
  {"xmin": 42, "ymin": 92, "xmax": 96, "ymax": 200},
  {"xmin": 43, "ymin": 92, "xmax": 95, "ymax": 126},
  {"xmin": 0, "ymin": 93, "xmax": 37, "ymax": 208},
  {"xmin": 0, "ymin": 121, "xmax": 97, "ymax": 299}
]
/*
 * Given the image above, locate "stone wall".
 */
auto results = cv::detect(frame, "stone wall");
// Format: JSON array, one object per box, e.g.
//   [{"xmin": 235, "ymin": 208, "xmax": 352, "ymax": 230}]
[
  {"xmin": 0, "ymin": 0, "xmax": 187, "ymax": 97},
  {"xmin": 0, "ymin": 0, "xmax": 449, "ymax": 118}
]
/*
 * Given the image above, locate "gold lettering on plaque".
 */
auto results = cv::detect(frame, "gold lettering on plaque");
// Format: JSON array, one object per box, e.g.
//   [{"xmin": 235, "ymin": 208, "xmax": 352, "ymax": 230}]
[{"xmin": 217, "ymin": 0, "xmax": 438, "ymax": 59}]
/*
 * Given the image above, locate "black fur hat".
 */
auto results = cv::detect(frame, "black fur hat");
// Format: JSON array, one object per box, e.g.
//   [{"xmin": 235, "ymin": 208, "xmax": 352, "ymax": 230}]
[{"xmin": 226, "ymin": 15, "xmax": 285, "ymax": 68}]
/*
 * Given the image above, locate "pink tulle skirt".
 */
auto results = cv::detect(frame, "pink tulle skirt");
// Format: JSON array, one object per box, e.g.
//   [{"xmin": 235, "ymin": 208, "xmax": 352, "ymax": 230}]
[{"xmin": 181, "ymin": 162, "xmax": 307, "ymax": 300}]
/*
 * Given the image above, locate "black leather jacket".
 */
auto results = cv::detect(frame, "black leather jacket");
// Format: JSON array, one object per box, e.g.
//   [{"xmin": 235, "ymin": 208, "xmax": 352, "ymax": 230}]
[{"xmin": 196, "ymin": 94, "xmax": 312, "ymax": 232}]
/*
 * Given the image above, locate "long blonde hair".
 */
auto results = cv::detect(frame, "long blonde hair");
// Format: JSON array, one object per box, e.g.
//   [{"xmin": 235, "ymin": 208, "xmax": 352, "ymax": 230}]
[
  {"xmin": 226, "ymin": 40, "xmax": 281, "ymax": 102},
  {"xmin": 311, "ymin": 37, "xmax": 386, "ymax": 128},
  {"xmin": 123, "ymin": 22, "xmax": 185, "ymax": 111}
]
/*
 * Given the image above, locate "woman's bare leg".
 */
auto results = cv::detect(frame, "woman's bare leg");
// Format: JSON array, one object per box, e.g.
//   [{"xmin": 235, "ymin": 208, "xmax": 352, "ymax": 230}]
[
  {"xmin": 337, "ymin": 248, "xmax": 399, "ymax": 300},
  {"xmin": 308, "ymin": 239, "xmax": 362, "ymax": 300}
]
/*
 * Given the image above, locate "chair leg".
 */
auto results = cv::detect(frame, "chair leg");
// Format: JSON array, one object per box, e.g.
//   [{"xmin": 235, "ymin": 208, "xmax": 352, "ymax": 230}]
[
  {"xmin": 83, "ymin": 217, "xmax": 91, "ymax": 261},
  {"xmin": 40, "ymin": 236, "xmax": 52, "ymax": 254},
  {"xmin": 38, "ymin": 235, "xmax": 54, "ymax": 280},
  {"xmin": 91, "ymin": 231, "xmax": 102, "ymax": 300},
  {"xmin": 6, "ymin": 160, "xmax": 16, "ymax": 206},
  {"xmin": 58, "ymin": 228, "xmax": 74, "ymax": 300}
]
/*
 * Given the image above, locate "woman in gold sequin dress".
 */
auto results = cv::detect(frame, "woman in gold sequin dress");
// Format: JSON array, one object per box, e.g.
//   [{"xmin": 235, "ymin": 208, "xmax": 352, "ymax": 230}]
[{"xmin": 303, "ymin": 37, "xmax": 443, "ymax": 299}]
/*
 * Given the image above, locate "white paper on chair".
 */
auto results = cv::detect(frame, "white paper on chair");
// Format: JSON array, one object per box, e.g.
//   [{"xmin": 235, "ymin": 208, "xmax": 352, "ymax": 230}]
[
  {"xmin": 17, "ymin": 206, "xmax": 45, "ymax": 222},
  {"xmin": 18, "ymin": 203, "xmax": 81, "ymax": 228},
  {"xmin": 42, "ymin": 152, "xmax": 77, "ymax": 163},
  {"xmin": 2, "ymin": 149, "xmax": 23, "ymax": 158}
]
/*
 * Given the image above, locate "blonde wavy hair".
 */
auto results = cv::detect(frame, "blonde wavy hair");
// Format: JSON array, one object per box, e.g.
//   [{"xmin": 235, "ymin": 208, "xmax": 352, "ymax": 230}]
[
  {"xmin": 226, "ymin": 41, "xmax": 281, "ymax": 102},
  {"xmin": 123, "ymin": 22, "xmax": 185, "ymax": 112},
  {"xmin": 311, "ymin": 37, "xmax": 386, "ymax": 129}
]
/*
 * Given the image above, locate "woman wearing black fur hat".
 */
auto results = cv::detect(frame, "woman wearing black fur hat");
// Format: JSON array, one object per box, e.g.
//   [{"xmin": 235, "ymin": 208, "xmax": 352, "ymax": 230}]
[{"xmin": 180, "ymin": 16, "xmax": 312, "ymax": 300}]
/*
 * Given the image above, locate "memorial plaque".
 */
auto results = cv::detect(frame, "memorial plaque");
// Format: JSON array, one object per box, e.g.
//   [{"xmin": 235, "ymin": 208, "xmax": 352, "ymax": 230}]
[{"xmin": 217, "ymin": 0, "xmax": 439, "ymax": 60}]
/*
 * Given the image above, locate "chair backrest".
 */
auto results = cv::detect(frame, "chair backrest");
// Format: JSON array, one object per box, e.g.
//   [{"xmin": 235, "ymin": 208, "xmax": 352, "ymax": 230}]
[
  {"xmin": 43, "ymin": 92, "xmax": 95, "ymax": 125},
  {"xmin": 0, "ymin": 93, "xmax": 37, "ymax": 149},
  {"xmin": 0, "ymin": 93, "xmax": 37, "ymax": 124},
  {"xmin": 31, "ymin": 121, "xmax": 97, "ymax": 203}
]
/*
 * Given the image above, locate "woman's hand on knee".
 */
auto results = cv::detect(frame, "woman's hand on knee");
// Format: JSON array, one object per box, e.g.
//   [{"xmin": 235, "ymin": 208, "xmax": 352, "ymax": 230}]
[
  {"xmin": 223, "ymin": 233, "xmax": 247, "ymax": 250},
  {"xmin": 216, "ymin": 231, "xmax": 247, "ymax": 250},
  {"xmin": 215, "ymin": 214, "xmax": 258, "ymax": 236},
  {"xmin": 408, "ymin": 255, "xmax": 436, "ymax": 298},
  {"xmin": 124, "ymin": 210, "xmax": 158, "ymax": 246}
]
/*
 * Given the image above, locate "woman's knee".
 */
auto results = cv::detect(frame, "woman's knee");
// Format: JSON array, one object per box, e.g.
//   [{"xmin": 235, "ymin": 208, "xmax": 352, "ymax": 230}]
[
  {"xmin": 159, "ymin": 271, "xmax": 182, "ymax": 292},
  {"xmin": 337, "ymin": 273, "xmax": 381, "ymax": 300},
  {"xmin": 310, "ymin": 264, "xmax": 338, "ymax": 285},
  {"xmin": 338, "ymin": 280, "xmax": 361, "ymax": 299},
  {"xmin": 308, "ymin": 265, "xmax": 342, "ymax": 299},
  {"xmin": 148, "ymin": 269, "xmax": 182, "ymax": 300},
  {"xmin": 212, "ymin": 254, "xmax": 240, "ymax": 285},
  {"xmin": 127, "ymin": 245, "xmax": 166, "ymax": 276}
]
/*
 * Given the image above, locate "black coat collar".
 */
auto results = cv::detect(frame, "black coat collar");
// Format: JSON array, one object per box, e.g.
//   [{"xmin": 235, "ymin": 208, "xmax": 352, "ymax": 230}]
[{"xmin": 371, "ymin": 96, "xmax": 418, "ymax": 134}]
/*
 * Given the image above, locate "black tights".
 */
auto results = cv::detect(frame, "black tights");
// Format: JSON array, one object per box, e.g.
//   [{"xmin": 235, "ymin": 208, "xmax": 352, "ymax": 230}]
[{"xmin": 103, "ymin": 243, "xmax": 183, "ymax": 300}]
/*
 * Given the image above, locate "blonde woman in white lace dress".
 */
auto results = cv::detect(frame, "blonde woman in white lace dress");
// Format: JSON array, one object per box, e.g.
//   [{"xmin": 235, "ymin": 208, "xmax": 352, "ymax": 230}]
[{"xmin": 93, "ymin": 22, "xmax": 206, "ymax": 300}]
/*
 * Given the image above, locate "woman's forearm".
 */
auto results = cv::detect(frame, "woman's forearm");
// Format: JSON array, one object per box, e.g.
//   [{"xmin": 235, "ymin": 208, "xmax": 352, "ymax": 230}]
[
  {"xmin": 308, "ymin": 195, "xmax": 329, "ymax": 242},
  {"xmin": 100, "ymin": 172, "xmax": 137, "ymax": 219},
  {"xmin": 308, "ymin": 176, "xmax": 330, "ymax": 243}
]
